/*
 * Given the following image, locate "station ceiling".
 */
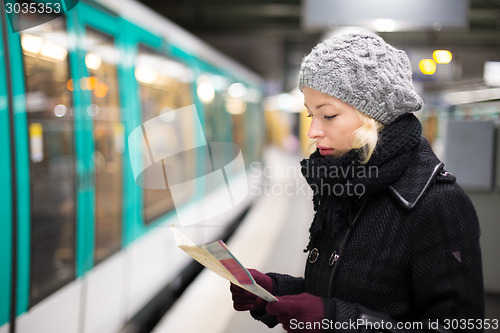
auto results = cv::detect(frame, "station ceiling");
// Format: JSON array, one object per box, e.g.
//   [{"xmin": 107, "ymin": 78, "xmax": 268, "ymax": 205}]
[{"xmin": 138, "ymin": 0, "xmax": 500, "ymax": 92}]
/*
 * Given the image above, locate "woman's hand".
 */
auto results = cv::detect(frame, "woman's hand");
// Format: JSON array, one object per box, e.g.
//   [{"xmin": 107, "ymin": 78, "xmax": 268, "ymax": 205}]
[
  {"xmin": 230, "ymin": 269, "xmax": 273, "ymax": 311},
  {"xmin": 266, "ymin": 293, "xmax": 324, "ymax": 333}
]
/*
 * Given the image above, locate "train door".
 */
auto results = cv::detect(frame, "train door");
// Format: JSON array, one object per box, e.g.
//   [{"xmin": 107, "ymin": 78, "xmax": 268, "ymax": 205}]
[
  {"xmin": 124, "ymin": 31, "xmax": 202, "ymax": 320},
  {"xmin": 74, "ymin": 4, "xmax": 127, "ymax": 333},
  {"xmin": 0, "ymin": 10, "xmax": 13, "ymax": 333},
  {"xmin": 6, "ymin": 9, "xmax": 80, "ymax": 333}
]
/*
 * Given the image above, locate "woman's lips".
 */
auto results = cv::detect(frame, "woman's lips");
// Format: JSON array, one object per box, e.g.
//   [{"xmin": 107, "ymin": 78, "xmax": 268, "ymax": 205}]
[{"xmin": 317, "ymin": 146, "xmax": 334, "ymax": 156}]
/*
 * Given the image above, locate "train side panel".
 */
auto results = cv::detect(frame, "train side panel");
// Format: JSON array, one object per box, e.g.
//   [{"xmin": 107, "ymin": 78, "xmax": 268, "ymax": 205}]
[{"xmin": 0, "ymin": 12, "xmax": 13, "ymax": 333}]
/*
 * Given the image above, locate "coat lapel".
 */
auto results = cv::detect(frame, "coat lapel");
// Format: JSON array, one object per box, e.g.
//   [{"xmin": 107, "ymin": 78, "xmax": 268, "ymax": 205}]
[{"xmin": 388, "ymin": 138, "xmax": 444, "ymax": 210}]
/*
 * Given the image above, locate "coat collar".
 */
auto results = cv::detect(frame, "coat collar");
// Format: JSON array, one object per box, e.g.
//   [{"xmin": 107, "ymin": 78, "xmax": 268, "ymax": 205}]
[{"xmin": 388, "ymin": 138, "xmax": 445, "ymax": 210}]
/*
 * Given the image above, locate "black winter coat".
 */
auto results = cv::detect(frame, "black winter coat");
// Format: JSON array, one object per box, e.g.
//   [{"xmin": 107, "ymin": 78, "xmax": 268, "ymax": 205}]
[{"xmin": 253, "ymin": 138, "xmax": 484, "ymax": 332}]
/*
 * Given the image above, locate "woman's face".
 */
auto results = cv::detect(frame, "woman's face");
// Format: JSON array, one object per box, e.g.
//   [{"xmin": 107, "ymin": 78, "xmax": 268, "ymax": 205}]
[{"xmin": 303, "ymin": 87, "xmax": 362, "ymax": 158}]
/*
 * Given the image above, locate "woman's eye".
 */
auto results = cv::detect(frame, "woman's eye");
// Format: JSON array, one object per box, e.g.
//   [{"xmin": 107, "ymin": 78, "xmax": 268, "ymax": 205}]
[
  {"xmin": 324, "ymin": 115, "xmax": 337, "ymax": 120},
  {"xmin": 306, "ymin": 114, "xmax": 312, "ymax": 118}
]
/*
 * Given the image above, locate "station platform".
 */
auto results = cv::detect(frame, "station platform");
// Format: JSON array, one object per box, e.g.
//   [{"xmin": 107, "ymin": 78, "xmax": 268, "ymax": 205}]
[{"xmin": 151, "ymin": 147, "xmax": 312, "ymax": 333}]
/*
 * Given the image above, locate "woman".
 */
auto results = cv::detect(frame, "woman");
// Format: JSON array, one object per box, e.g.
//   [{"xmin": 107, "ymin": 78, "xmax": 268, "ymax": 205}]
[{"xmin": 230, "ymin": 32, "xmax": 484, "ymax": 332}]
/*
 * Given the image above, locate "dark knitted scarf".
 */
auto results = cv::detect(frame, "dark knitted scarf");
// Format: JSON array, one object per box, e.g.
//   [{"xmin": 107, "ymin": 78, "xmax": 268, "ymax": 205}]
[{"xmin": 300, "ymin": 114, "xmax": 422, "ymax": 251}]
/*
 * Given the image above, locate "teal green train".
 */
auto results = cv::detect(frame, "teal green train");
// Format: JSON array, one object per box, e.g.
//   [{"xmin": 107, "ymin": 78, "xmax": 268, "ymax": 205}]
[{"xmin": 0, "ymin": 1, "xmax": 266, "ymax": 332}]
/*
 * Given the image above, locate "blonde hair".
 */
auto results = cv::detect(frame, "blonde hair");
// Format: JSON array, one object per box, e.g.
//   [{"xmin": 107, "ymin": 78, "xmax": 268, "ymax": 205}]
[{"xmin": 351, "ymin": 110, "xmax": 385, "ymax": 164}]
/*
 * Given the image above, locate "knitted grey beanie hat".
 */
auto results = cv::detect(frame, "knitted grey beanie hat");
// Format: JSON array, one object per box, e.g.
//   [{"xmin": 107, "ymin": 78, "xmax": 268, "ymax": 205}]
[{"xmin": 298, "ymin": 32, "xmax": 423, "ymax": 125}]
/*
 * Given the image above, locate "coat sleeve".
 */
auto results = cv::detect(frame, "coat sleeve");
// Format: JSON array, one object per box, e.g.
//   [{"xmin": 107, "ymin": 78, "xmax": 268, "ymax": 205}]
[
  {"xmin": 250, "ymin": 273, "xmax": 305, "ymax": 327},
  {"xmin": 328, "ymin": 183, "xmax": 485, "ymax": 333}
]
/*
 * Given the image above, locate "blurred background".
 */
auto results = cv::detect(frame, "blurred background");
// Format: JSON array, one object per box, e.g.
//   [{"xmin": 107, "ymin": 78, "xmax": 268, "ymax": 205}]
[{"xmin": 0, "ymin": 0, "xmax": 498, "ymax": 332}]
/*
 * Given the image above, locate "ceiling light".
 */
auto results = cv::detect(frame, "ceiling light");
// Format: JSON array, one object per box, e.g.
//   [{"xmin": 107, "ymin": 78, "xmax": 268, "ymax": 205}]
[
  {"xmin": 374, "ymin": 19, "xmax": 396, "ymax": 32},
  {"xmin": 419, "ymin": 59, "xmax": 436, "ymax": 75},
  {"xmin": 433, "ymin": 50, "xmax": 452, "ymax": 64}
]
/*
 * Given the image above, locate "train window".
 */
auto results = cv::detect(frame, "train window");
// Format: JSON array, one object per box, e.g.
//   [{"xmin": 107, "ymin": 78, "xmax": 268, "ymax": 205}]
[
  {"xmin": 84, "ymin": 28, "xmax": 123, "ymax": 264},
  {"xmin": 231, "ymin": 113, "xmax": 246, "ymax": 155},
  {"xmin": 243, "ymin": 101, "xmax": 265, "ymax": 165},
  {"xmin": 199, "ymin": 75, "xmax": 232, "ymax": 143},
  {"xmin": 135, "ymin": 47, "xmax": 196, "ymax": 224},
  {"xmin": 21, "ymin": 18, "xmax": 76, "ymax": 305},
  {"xmin": 225, "ymin": 82, "xmax": 248, "ymax": 150},
  {"xmin": 200, "ymin": 76, "xmax": 250, "ymax": 170}
]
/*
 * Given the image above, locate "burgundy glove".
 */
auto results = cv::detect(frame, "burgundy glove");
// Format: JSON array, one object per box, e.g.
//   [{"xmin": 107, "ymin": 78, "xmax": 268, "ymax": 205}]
[
  {"xmin": 230, "ymin": 269, "xmax": 273, "ymax": 311},
  {"xmin": 266, "ymin": 293, "xmax": 324, "ymax": 333}
]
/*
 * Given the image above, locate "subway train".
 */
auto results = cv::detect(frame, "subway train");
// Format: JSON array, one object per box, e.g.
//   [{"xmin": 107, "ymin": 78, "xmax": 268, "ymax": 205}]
[{"xmin": 0, "ymin": 0, "xmax": 266, "ymax": 332}]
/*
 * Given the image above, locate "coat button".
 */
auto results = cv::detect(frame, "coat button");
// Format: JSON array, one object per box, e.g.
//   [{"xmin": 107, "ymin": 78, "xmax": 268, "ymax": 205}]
[
  {"xmin": 308, "ymin": 248, "xmax": 319, "ymax": 264},
  {"xmin": 329, "ymin": 251, "xmax": 339, "ymax": 266}
]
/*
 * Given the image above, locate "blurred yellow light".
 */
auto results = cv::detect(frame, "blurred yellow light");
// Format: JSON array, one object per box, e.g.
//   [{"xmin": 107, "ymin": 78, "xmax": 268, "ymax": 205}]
[
  {"xmin": 226, "ymin": 98, "xmax": 246, "ymax": 115},
  {"xmin": 228, "ymin": 82, "xmax": 247, "ymax": 98},
  {"xmin": 135, "ymin": 66, "xmax": 158, "ymax": 85},
  {"xmin": 85, "ymin": 53, "xmax": 102, "ymax": 70},
  {"xmin": 67, "ymin": 79, "xmax": 74, "ymax": 91},
  {"xmin": 94, "ymin": 83, "xmax": 109, "ymax": 98},
  {"xmin": 40, "ymin": 42, "xmax": 67, "ymax": 61},
  {"xmin": 419, "ymin": 59, "xmax": 436, "ymax": 75},
  {"xmin": 87, "ymin": 77, "xmax": 98, "ymax": 90},
  {"xmin": 80, "ymin": 77, "xmax": 99, "ymax": 90},
  {"xmin": 197, "ymin": 81, "xmax": 215, "ymax": 104},
  {"xmin": 21, "ymin": 34, "xmax": 43, "ymax": 54},
  {"xmin": 433, "ymin": 50, "xmax": 452, "ymax": 64}
]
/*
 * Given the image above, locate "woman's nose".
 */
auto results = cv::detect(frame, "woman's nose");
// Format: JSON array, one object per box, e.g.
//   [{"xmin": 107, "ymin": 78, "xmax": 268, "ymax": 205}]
[{"xmin": 307, "ymin": 119, "xmax": 324, "ymax": 139}]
